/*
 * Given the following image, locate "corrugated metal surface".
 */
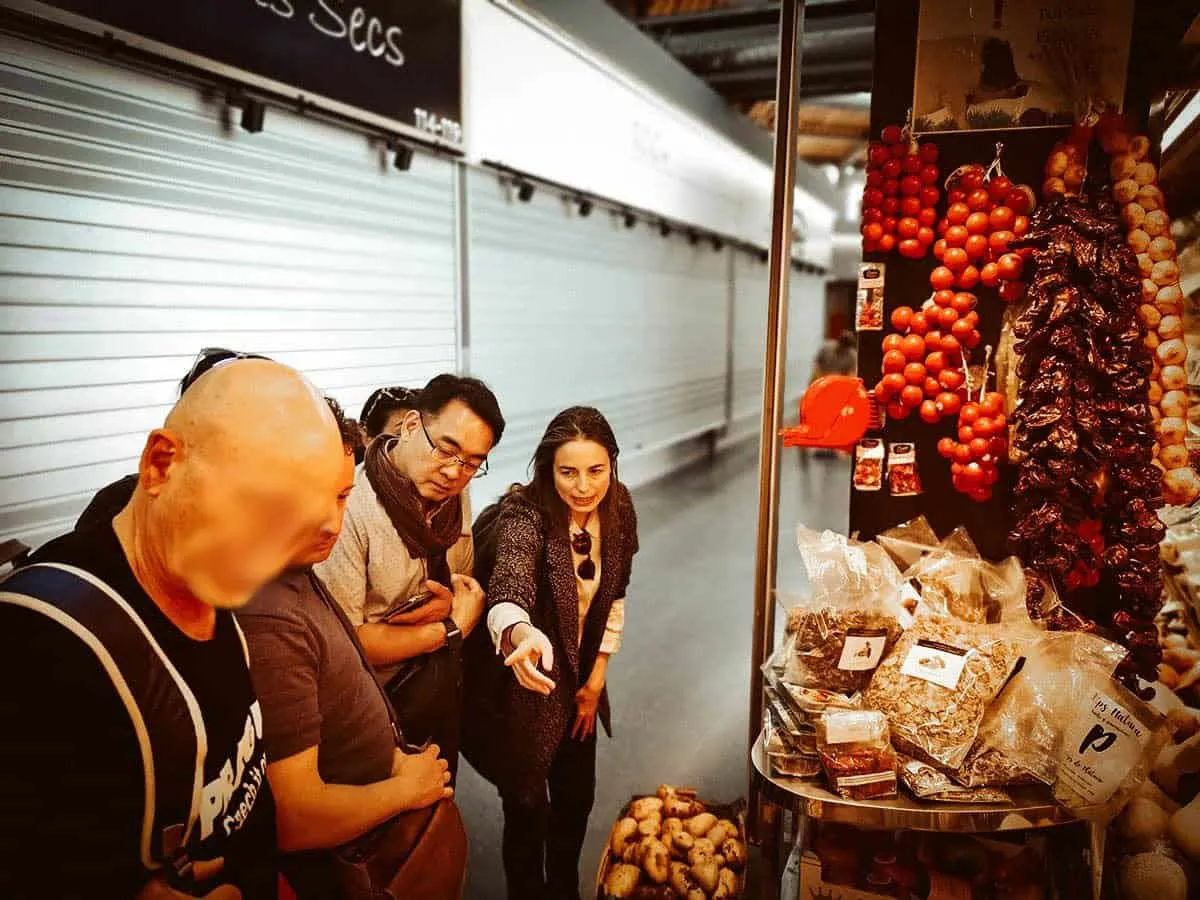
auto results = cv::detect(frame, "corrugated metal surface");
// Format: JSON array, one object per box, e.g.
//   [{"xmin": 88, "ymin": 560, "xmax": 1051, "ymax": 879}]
[
  {"xmin": 731, "ymin": 248, "xmax": 769, "ymax": 427},
  {"xmin": 466, "ymin": 168, "xmax": 730, "ymax": 501},
  {"xmin": 729, "ymin": 250, "xmax": 826, "ymax": 435},
  {"xmin": 0, "ymin": 34, "xmax": 459, "ymax": 547}
]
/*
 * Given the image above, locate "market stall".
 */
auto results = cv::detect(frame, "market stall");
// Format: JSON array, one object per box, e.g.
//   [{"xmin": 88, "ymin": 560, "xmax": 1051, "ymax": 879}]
[{"xmin": 737, "ymin": 2, "xmax": 1200, "ymax": 900}]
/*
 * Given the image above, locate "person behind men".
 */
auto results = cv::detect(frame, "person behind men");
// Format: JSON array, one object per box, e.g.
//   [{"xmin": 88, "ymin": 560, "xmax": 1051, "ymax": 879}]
[
  {"xmin": 317, "ymin": 374, "xmax": 504, "ymax": 774},
  {"xmin": 463, "ymin": 407, "xmax": 638, "ymax": 900},
  {"xmin": 236, "ymin": 401, "xmax": 455, "ymax": 899},
  {"xmin": 0, "ymin": 360, "xmax": 347, "ymax": 899},
  {"xmin": 360, "ymin": 386, "xmax": 419, "ymax": 442}
]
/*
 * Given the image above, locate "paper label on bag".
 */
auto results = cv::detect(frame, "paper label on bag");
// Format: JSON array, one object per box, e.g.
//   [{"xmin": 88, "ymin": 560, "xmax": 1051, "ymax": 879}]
[
  {"xmin": 837, "ymin": 629, "xmax": 889, "ymax": 671},
  {"xmin": 1057, "ymin": 689, "xmax": 1153, "ymax": 805},
  {"xmin": 836, "ymin": 771, "xmax": 897, "ymax": 789},
  {"xmin": 822, "ymin": 713, "xmax": 881, "ymax": 745},
  {"xmin": 901, "ymin": 639, "xmax": 970, "ymax": 690}
]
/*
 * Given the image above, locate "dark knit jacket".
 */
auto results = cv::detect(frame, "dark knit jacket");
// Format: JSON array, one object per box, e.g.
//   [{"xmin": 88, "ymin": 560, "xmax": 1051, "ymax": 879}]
[{"xmin": 461, "ymin": 484, "xmax": 638, "ymax": 804}]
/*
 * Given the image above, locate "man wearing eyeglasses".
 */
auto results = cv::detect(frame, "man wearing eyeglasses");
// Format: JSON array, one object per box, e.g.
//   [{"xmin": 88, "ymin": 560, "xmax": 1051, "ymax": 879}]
[{"xmin": 316, "ymin": 374, "xmax": 505, "ymax": 775}]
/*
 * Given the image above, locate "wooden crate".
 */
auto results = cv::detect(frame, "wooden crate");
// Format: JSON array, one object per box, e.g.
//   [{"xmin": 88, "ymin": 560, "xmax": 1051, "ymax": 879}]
[{"xmin": 594, "ymin": 793, "xmax": 747, "ymax": 899}]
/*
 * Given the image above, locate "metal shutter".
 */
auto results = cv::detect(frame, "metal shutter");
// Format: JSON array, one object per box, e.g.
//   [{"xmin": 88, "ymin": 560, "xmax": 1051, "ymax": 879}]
[
  {"xmin": 0, "ymin": 34, "xmax": 459, "ymax": 548},
  {"xmin": 731, "ymin": 248, "xmax": 770, "ymax": 432},
  {"xmin": 466, "ymin": 168, "xmax": 729, "ymax": 498},
  {"xmin": 729, "ymin": 250, "xmax": 827, "ymax": 440}
]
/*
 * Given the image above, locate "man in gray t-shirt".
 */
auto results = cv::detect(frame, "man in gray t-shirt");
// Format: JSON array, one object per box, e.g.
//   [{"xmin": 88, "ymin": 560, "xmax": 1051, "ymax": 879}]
[{"xmin": 238, "ymin": 407, "xmax": 454, "ymax": 899}]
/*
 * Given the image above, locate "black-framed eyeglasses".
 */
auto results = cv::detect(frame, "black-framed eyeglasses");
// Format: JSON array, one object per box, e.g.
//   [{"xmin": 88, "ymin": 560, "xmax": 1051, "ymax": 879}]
[
  {"xmin": 571, "ymin": 528, "xmax": 596, "ymax": 581},
  {"xmin": 419, "ymin": 416, "xmax": 488, "ymax": 477},
  {"xmin": 180, "ymin": 347, "xmax": 271, "ymax": 396}
]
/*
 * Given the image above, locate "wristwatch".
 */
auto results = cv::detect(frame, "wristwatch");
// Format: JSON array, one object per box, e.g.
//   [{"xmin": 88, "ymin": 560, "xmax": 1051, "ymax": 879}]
[{"xmin": 442, "ymin": 617, "xmax": 463, "ymax": 651}]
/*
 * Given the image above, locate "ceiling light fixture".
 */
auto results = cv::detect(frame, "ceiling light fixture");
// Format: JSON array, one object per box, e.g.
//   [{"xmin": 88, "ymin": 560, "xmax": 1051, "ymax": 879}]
[{"xmin": 240, "ymin": 97, "xmax": 266, "ymax": 134}]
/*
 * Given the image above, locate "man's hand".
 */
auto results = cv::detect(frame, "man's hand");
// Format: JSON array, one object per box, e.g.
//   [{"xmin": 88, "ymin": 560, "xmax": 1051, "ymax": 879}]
[
  {"xmin": 504, "ymin": 623, "xmax": 556, "ymax": 695},
  {"xmin": 572, "ymin": 682, "xmax": 601, "ymax": 740},
  {"xmin": 391, "ymin": 745, "xmax": 453, "ymax": 809},
  {"xmin": 385, "ymin": 580, "xmax": 453, "ymax": 626},
  {"xmin": 449, "ymin": 574, "xmax": 485, "ymax": 635}
]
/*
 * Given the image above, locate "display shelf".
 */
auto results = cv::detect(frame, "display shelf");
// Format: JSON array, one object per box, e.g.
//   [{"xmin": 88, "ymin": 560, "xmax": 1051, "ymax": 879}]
[
  {"xmin": 751, "ymin": 734, "xmax": 1074, "ymax": 833},
  {"xmin": 751, "ymin": 732, "xmax": 1104, "ymax": 900}
]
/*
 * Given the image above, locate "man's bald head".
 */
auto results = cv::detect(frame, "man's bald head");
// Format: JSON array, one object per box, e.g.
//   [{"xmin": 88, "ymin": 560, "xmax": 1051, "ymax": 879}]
[{"xmin": 133, "ymin": 360, "xmax": 345, "ymax": 610}]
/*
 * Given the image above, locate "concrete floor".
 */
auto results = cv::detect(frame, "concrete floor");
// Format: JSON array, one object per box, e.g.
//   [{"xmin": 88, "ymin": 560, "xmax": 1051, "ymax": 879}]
[{"xmin": 455, "ymin": 443, "xmax": 851, "ymax": 899}]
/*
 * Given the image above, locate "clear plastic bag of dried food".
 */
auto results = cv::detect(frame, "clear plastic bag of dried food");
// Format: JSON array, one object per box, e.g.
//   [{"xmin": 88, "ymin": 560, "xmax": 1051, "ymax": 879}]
[
  {"xmin": 861, "ymin": 576, "xmax": 1038, "ymax": 772},
  {"xmin": 778, "ymin": 528, "xmax": 907, "ymax": 695},
  {"xmin": 960, "ymin": 632, "xmax": 1125, "ymax": 788},
  {"xmin": 1053, "ymin": 646, "xmax": 1171, "ymax": 824},
  {"xmin": 877, "ymin": 517, "xmax": 978, "ymax": 571},
  {"xmin": 906, "ymin": 548, "xmax": 1027, "ymax": 625},
  {"xmin": 816, "ymin": 710, "xmax": 898, "ymax": 801}
]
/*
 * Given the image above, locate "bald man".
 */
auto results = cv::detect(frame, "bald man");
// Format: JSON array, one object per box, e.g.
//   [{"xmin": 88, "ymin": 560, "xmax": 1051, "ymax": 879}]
[{"xmin": 0, "ymin": 360, "xmax": 347, "ymax": 900}]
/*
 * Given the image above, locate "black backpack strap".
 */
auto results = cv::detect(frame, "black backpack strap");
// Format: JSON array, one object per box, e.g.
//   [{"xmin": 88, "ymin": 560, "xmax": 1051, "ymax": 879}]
[{"xmin": 0, "ymin": 562, "xmax": 207, "ymax": 875}]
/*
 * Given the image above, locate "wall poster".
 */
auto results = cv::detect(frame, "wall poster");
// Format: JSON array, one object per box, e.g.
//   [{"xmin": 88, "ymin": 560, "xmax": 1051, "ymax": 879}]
[{"xmin": 912, "ymin": 0, "xmax": 1135, "ymax": 133}]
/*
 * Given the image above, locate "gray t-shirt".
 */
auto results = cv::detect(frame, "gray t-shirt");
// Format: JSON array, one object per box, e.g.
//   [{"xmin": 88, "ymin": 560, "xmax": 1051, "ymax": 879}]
[{"xmin": 238, "ymin": 570, "xmax": 396, "ymax": 787}]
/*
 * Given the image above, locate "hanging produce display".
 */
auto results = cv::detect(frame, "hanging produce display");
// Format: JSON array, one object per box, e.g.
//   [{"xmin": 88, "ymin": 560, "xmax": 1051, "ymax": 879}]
[
  {"xmin": 1096, "ymin": 118, "xmax": 1199, "ymax": 506},
  {"xmin": 861, "ymin": 121, "xmax": 941, "ymax": 259},
  {"xmin": 936, "ymin": 349, "xmax": 1006, "ymax": 503},
  {"xmin": 872, "ymin": 298, "xmax": 972, "ymax": 423},
  {"xmin": 1005, "ymin": 159, "xmax": 1165, "ymax": 685},
  {"xmin": 932, "ymin": 148, "xmax": 1035, "ymax": 301}
]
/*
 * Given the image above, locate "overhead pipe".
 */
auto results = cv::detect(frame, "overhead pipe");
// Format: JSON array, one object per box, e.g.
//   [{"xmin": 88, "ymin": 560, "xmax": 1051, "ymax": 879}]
[{"xmin": 748, "ymin": 0, "xmax": 803, "ymax": 782}]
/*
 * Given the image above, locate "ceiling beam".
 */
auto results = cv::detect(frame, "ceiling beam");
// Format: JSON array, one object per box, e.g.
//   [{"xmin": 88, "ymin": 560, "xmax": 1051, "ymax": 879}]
[{"xmin": 635, "ymin": 1, "xmax": 875, "ymax": 38}]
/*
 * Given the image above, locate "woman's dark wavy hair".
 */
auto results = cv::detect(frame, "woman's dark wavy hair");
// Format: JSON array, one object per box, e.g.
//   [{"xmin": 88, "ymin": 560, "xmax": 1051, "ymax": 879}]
[{"xmin": 516, "ymin": 406, "xmax": 621, "ymax": 538}]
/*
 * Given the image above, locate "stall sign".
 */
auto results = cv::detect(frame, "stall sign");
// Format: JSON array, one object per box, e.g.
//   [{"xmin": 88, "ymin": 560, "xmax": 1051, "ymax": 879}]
[
  {"xmin": 40, "ymin": 0, "xmax": 463, "ymax": 146},
  {"xmin": 913, "ymin": 0, "xmax": 1134, "ymax": 133}
]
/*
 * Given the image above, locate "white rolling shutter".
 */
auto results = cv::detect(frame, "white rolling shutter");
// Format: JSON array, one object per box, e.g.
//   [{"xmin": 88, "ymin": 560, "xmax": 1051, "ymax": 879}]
[
  {"xmin": 731, "ymin": 249, "xmax": 770, "ymax": 433},
  {"xmin": 0, "ymin": 34, "xmax": 459, "ymax": 548},
  {"xmin": 466, "ymin": 168, "xmax": 729, "ymax": 499},
  {"xmin": 729, "ymin": 250, "xmax": 827, "ymax": 441}
]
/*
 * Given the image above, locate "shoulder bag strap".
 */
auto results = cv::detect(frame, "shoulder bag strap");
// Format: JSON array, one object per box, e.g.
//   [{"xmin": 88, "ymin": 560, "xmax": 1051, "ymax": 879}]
[
  {"xmin": 0, "ymin": 563, "xmax": 208, "ymax": 877},
  {"xmin": 306, "ymin": 570, "xmax": 411, "ymax": 749}
]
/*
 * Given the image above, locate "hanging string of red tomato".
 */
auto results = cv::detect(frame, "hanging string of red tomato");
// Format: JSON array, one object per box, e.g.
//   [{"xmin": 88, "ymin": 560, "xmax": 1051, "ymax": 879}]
[
  {"xmin": 861, "ymin": 115, "xmax": 941, "ymax": 259},
  {"xmin": 864, "ymin": 141, "xmax": 1042, "ymax": 501},
  {"xmin": 931, "ymin": 144, "xmax": 1035, "ymax": 302},
  {"xmin": 935, "ymin": 347, "xmax": 1007, "ymax": 504}
]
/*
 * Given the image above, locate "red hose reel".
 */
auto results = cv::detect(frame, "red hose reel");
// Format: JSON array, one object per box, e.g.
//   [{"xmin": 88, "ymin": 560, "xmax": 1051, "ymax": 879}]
[{"xmin": 780, "ymin": 375, "xmax": 875, "ymax": 450}]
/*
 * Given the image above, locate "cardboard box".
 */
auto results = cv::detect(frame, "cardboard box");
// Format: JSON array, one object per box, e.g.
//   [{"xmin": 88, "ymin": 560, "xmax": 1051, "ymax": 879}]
[{"xmin": 798, "ymin": 852, "xmax": 896, "ymax": 900}]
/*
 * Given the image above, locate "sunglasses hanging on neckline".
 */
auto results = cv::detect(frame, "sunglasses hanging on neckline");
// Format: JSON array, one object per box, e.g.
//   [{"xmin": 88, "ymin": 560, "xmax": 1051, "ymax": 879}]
[{"xmin": 571, "ymin": 526, "xmax": 596, "ymax": 581}]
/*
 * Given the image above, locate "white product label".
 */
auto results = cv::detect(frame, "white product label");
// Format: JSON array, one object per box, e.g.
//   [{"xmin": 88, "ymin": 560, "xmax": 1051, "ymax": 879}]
[
  {"xmin": 900, "ymin": 639, "xmax": 970, "ymax": 690},
  {"xmin": 858, "ymin": 262, "xmax": 886, "ymax": 290},
  {"xmin": 836, "ymin": 771, "xmax": 897, "ymax": 790},
  {"xmin": 1058, "ymin": 689, "xmax": 1153, "ymax": 805},
  {"xmin": 837, "ymin": 630, "xmax": 889, "ymax": 671},
  {"xmin": 822, "ymin": 713, "xmax": 881, "ymax": 745}
]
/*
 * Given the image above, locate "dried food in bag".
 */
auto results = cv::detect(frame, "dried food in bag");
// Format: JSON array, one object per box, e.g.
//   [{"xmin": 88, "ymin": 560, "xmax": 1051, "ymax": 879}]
[
  {"xmin": 898, "ymin": 754, "xmax": 1013, "ymax": 804},
  {"xmin": 853, "ymin": 439, "xmax": 884, "ymax": 491},
  {"xmin": 964, "ymin": 633, "xmax": 1124, "ymax": 787},
  {"xmin": 816, "ymin": 710, "xmax": 898, "ymax": 800},
  {"xmin": 876, "ymin": 515, "xmax": 940, "ymax": 570},
  {"xmin": 888, "ymin": 443, "xmax": 922, "ymax": 497},
  {"xmin": 781, "ymin": 528, "xmax": 904, "ymax": 694},
  {"xmin": 862, "ymin": 613, "xmax": 1027, "ymax": 771},
  {"xmin": 1055, "ymin": 674, "xmax": 1170, "ymax": 824},
  {"xmin": 857, "ymin": 263, "xmax": 886, "ymax": 331}
]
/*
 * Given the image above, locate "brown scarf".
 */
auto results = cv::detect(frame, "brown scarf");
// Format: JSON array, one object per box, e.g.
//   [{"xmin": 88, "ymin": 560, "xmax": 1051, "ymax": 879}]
[{"xmin": 365, "ymin": 435, "xmax": 462, "ymax": 585}]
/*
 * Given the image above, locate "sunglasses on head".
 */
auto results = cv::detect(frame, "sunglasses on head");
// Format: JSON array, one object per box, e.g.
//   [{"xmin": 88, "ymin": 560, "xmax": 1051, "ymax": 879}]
[
  {"xmin": 361, "ymin": 386, "xmax": 418, "ymax": 428},
  {"xmin": 571, "ymin": 528, "xmax": 596, "ymax": 581},
  {"xmin": 180, "ymin": 347, "xmax": 271, "ymax": 395}
]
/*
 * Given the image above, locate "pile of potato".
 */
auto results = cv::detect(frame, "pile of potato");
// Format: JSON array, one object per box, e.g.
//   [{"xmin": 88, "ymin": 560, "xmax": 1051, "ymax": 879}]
[
  {"xmin": 603, "ymin": 786, "xmax": 746, "ymax": 899},
  {"xmin": 1101, "ymin": 129, "xmax": 1200, "ymax": 506}
]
